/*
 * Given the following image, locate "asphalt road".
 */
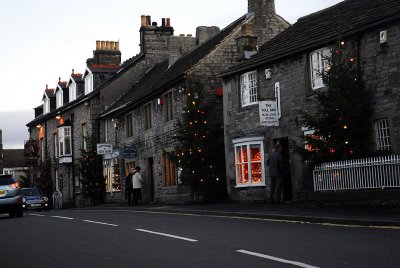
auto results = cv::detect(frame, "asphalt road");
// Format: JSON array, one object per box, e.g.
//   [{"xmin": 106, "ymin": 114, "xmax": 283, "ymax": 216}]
[{"xmin": 1, "ymin": 208, "xmax": 399, "ymax": 268}]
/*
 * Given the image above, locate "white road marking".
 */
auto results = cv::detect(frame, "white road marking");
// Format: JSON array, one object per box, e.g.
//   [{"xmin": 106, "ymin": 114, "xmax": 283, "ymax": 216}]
[
  {"xmin": 237, "ymin": 250, "xmax": 320, "ymax": 268},
  {"xmin": 136, "ymin": 228, "xmax": 198, "ymax": 242},
  {"xmin": 51, "ymin": 216, "xmax": 74, "ymax": 220},
  {"xmin": 28, "ymin": 214, "xmax": 45, "ymax": 217},
  {"xmin": 83, "ymin": 220, "xmax": 118, "ymax": 227}
]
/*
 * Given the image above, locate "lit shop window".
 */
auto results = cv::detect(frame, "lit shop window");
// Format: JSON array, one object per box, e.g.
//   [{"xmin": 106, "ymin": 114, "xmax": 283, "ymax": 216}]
[{"xmin": 233, "ymin": 137, "xmax": 265, "ymax": 187}]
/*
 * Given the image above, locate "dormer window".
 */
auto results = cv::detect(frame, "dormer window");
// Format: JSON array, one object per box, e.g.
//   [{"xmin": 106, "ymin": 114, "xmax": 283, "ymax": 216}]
[
  {"xmin": 56, "ymin": 90, "xmax": 63, "ymax": 108},
  {"xmin": 69, "ymin": 83, "xmax": 77, "ymax": 102},
  {"xmin": 43, "ymin": 98, "xmax": 50, "ymax": 114},
  {"xmin": 84, "ymin": 73, "xmax": 93, "ymax": 95}
]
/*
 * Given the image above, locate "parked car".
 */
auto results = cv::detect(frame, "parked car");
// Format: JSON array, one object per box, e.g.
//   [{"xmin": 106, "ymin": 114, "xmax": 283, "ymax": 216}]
[
  {"xmin": 22, "ymin": 188, "xmax": 50, "ymax": 211},
  {"xmin": 0, "ymin": 174, "xmax": 23, "ymax": 217}
]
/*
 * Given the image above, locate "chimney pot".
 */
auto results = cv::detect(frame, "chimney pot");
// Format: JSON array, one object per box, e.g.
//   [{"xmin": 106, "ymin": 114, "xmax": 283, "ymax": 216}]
[
  {"xmin": 141, "ymin": 15, "xmax": 146, "ymax": 27},
  {"xmin": 180, "ymin": 34, "xmax": 185, "ymax": 37},
  {"xmin": 106, "ymin": 41, "xmax": 111, "ymax": 50},
  {"xmin": 187, "ymin": 34, "xmax": 192, "ymax": 37},
  {"xmin": 166, "ymin": 18, "xmax": 170, "ymax": 27},
  {"xmin": 115, "ymin": 41, "xmax": 120, "ymax": 51},
  {"xmin": 146, "ymin": 15, "xmax": 151, "ymax": 26},
  {"xmin": 96, "ymin": 40, "xmax": 101, "ymax": 50},
  {"xmin": 72, "ymin": 68, "xmax": 74, "ymax": 74},
  {"xmin": 152, "ymin": 22, "xmax": 157, "ymax": 26},
  {"xmin": 162, "ymin": 18, "xmax": 166, "ymax": 27},
  {"xmin": 101, "ymin": 40, "xmax": 106, "ymax": 50}
]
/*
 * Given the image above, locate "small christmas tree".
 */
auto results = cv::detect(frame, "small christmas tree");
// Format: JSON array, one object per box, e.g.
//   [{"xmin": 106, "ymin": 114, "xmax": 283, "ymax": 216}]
[
  {"xmin": 35, "ymin": 157, "xmax": 53, "ymax": 199},
  {"xmin": 79, "ymin": 136, "xmax": 105, "ymax": 204},
  {"xmin": 172, "ymin": 77, "xmax": 226, "ymax": 200},
  {"xmin": 300, "ymin": 43, "xmax": 372, "ymax": 164}
]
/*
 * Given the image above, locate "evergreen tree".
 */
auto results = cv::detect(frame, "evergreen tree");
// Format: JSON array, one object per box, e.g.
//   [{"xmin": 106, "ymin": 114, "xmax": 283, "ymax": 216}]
[
  {"xmin": 36, "ymin": 158, "xmax": 53, "ymax": 199},
  {"xmin": 172, "ymin": 77, "xmax": 226, "ymax": 200},
  {"xmin": 79, "ymin": 136, "xmax": 105, "ymax": 203},
  {"xmin": 300, "ymin": 44, "xmax": 372, "ymax": 164}
]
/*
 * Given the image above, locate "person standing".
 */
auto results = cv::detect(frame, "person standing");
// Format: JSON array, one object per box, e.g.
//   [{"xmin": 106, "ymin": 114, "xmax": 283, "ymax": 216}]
[
  {"xmin": 125, "ymin": 167, "xmax": 134, "ymax": 206},
  {"xmin": 131, "ymin": 166, "xmax": 143, "ymax": 205},
  {"xmin": 269, "ymin": 144, "xmax": 284, "ymax": 204}
]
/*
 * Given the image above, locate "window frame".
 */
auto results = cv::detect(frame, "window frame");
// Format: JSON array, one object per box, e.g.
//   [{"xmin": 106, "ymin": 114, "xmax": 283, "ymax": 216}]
[
  {"xmin": 81, "ymin": 123, "xmax": 87, "ymax": 150},
  {"xmin": 84, "ymin": 74, "xmax": 93, "ymax": 95},
  {"xmin": 233, "ymin": 137, "xmax": 266, "ymax": 187},
  {"xmin": 164, "ymin": 91, "xmax": 174, "ymax": 122},
  {"xmin": 53, "ymin": 133, "xmax": 59, "ymax": 159},
  {"xmin": 310, "ymin": 47, "xmax": 331, "ymax": 90},
  {"xmin": 374, "ymin": 119, "xmax": 392, "ymax": 151},
  {"xmin": 58, "ymin": 126, "xmax": 72, "ymax": 157},
  {"xmin": 56, "ymin": 90, "xmax": 63, "ymax": 108},
  {"xmin": 144, "ymin": 103, "xmax": 152, "ymax": 131},
  {"xmin": 69, "ymin": 83, "xmax": 77, "ymax": 102},
  {"xmin": 240, "ymin": 71, "xmax": 258, "ymax": 107},
  {"xmin": 125, "ymin": 113, "xmax": 134, "ymax": 137},
  {"xmin": 43, "ymin": 97, "xmax": 50, "ymax": 114},
  {"xmin": 162, "ymin": 151, "xmax": 177, "ymax": 186}
]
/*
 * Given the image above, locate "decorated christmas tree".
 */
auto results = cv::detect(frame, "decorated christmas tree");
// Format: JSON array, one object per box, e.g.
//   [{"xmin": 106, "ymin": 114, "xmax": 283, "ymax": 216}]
[
  {"xmin": 172, "ymin": 77, "xmax": 226, "ymax": 200},
  {"xmin": 79, "ymin": 136, "xmax": 105, "ymax": 203},
  {"xmin": 300, "ymin": 43, "xmax": 372, "ymax": 164},
  {"xmin": 35, "ymin": 157, "xmax": 53, "ymax": 199}
]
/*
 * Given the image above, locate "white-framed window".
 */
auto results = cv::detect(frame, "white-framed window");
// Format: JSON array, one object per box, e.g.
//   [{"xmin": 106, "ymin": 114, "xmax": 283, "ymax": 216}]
[
  {"xmin": 374, "ymin": 119, "xmax": 391, "ymax": 151},
  {"xmin": 56, "ymin": 90, "xmax": 63, "ymax": 108},
  {"xmin": 164, "ymin": 91, "xmax": 174, "ymax": 122},
  {"xmin": 84, "ymin": 74, "xmax": 93, "ymax": 95},
  {"xmin": 43, "ymin": 98, "xmax": 50, "ymax": 114},
  {"xmin": 69, "ymin": 83, "xmax": 77, "ymax": 102},
  {"xmin": 58, "ymin": 126, "xmax": 72, "ymax": 156},
  {"xmin": 233, "ymin": 137, "xmax": 265, "ymax": 187},
  {"xmin": 310, "ymin": 47, "xmax": 331, "ymax": 89},
  {"xmin": 240, "ymin": 71, "xmax": 258, "ymax": 107},
  {"xmin": 274, "ymin": 82, "xmax": 281, "ymax": 118}
]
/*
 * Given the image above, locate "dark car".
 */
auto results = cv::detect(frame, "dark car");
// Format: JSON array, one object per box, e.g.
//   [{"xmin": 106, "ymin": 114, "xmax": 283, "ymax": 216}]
[
  {"xmin": 0, "ymin": 174, "xmax": 23, "ymax": 217},
  {"xmin": 22, "ymin": 188, "xmax": 50, "ymax": 211}
]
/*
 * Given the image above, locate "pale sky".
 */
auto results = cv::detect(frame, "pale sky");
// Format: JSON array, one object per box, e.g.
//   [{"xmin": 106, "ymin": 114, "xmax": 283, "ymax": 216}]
[{"xmin": 0, "ymin": 0, "xmax": 342, "ymax": 148}]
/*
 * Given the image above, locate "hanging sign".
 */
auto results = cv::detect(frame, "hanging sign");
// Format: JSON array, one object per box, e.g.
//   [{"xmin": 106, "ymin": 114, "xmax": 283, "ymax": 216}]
[
  {"xmin": 259, "ymin": 101, "xmax": 279, "ymax": 127},
  {"xmin": 97, "ymin": 144, "xmax": 113, "ymax": 155},
  {"xmin": 122, "ymin": 147, "xmax": 137, "ymax": 158}
]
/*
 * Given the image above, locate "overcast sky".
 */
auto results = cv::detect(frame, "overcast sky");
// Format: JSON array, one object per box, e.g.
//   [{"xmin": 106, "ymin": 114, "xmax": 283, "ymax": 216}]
[{"xmin": 0, "ymin": 0, "xmax": 342, "ymax": 149}]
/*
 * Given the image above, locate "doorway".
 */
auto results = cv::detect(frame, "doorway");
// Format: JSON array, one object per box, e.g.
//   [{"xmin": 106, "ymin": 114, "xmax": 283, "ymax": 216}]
[
  {"xmin": 146, "ymin": 157, "xmax": 155, "ymax": 202},
  {"xmin": 274, "ymin": 138, "xmax": 293, "ymax": 201}
]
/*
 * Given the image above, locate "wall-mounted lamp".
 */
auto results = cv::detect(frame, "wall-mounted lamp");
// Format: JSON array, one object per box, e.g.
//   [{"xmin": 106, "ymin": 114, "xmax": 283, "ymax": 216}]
[
  {"xmin": 55, "ymin": 114, "xmax": 62, "ymax": 120},
  {"xmin": 265, "ymin": 69, "xmax": 272, "ymax": 80},
  {"xmin": 157, "ymin": 97, "xmax": 164, "ymax": 105},
  {"xmin": 36, "ymin": 124, "xmax": 42, "ymax": 129}
]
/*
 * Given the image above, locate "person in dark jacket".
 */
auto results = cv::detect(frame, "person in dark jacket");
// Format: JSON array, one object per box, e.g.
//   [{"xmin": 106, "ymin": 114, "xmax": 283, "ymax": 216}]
[{"xmin": 268, "ymin": 144, "xmax": 284, "ymax": 204}]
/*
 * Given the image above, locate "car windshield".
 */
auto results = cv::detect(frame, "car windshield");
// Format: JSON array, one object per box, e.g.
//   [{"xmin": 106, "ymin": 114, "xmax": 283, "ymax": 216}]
[
  {"xmin": 22, "ymin": 188, "xmax": 41, "ymax": 196},
  {"xmin": 0, "ymin": 175, "xmax": 16, "ymax": 186}
]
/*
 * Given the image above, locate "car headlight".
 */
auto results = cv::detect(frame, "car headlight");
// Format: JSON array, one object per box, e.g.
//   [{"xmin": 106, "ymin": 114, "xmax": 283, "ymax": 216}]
[{"xmin": 43, "ymin": 196, "xmax": 49, "ymax": 202}]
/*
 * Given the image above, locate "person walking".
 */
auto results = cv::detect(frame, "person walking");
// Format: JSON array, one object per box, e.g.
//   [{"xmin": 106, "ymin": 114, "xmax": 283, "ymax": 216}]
[
  {"xmin": 268, "ymin": 144, "xmax": 284, "ymax": 204},
  {"xmin": 131, "ymin": 166, "xmax": 143, "ymax": 205},
  {"xmin": 125, "ymin": 167, "xmax": 134, "ymax": 206}
]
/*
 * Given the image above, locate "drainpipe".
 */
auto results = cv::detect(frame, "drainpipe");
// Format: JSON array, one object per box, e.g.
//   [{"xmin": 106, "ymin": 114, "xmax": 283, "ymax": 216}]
[{"xmin": 71, "ymin": 113, "xmax": 76, "ymax": 208}]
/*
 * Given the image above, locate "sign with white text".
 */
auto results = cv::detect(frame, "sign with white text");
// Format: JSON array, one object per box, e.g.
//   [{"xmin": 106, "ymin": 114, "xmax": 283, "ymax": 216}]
[
  {"xmin": 97, "ymin": 144, "xmax": 113, "ymax": 155},
  {"xmin": 259, "ymin": 101, "xmax": 279, "ymax": 127}
]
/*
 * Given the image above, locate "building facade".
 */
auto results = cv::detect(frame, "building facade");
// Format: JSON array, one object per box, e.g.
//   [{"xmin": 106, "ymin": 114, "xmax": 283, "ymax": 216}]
[{"xmin": 221, "ymin": 0, "xmax": 400, "ymax": 202}]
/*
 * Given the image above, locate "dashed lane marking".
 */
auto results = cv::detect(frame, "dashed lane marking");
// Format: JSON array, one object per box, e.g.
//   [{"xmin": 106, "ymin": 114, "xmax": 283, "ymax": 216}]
[
  {"xmin": 83, "ymin": 220, "xmax": 118, "ymax": 227},
  {"xmin": 237, "ymin": 250, "xmax": 320, "ymax": 268},
  {"xmin": 76, "ymin": 209, "xmax": 400, "ymax": 230},
  {"xmin": 28, "ymin": 214, "xmax": 46, "ymax": 217},
  {"xmin": 136, "ymin": 228, "xmax": 198, "ymax": 242},
  {"xmin": 51, "ymin": 216, "xmax": 74, "ymax": 220}
]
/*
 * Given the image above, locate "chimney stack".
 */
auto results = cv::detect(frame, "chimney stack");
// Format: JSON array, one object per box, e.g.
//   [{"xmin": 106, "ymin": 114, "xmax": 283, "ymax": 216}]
[
  {"xmin": 92, "ymin": 40, "xmax": 121, "ymax": 65},
  {"xmin": 196, "ymin": 26, "xmax": 220, "ymax": 46}
]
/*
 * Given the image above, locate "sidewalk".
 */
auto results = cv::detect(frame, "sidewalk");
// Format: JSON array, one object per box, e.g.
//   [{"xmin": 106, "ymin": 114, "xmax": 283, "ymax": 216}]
[{"xmin": 82, "ymin": 201, "xmax": 400, "ymax": 228}]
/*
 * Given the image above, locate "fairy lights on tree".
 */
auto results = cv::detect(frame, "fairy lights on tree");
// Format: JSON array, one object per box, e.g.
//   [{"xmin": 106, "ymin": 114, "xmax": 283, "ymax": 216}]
[
  {"xmin": 299, "ymin": 41, "xmax": 372, "ymax": 164},
  {"xmin": 172, "ymin": 76, "xmax": 226, "ymax": 200}
]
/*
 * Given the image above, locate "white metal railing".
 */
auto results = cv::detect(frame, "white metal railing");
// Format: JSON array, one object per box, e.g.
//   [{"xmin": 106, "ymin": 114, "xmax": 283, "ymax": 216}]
[
  {"xmin": 313, "ymin": 155, "xmax": 400, "ymax": 192},
  {"xmin": 52, "ymin": 189, "xmax": 63, "ymax": 210}
]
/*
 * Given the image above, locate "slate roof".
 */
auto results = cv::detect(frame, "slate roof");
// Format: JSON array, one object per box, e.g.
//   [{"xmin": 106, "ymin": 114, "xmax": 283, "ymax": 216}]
[
  {"xmin": 222, "ymin": 0, "xmax": 400, "ymax": 77},
  {"xmin": 102, "ymin": 13, "xmax": 250, "ymax": 117},
  {"xmin": 2, "ymin": 149, "xmax": 25, "ymax": 168}
]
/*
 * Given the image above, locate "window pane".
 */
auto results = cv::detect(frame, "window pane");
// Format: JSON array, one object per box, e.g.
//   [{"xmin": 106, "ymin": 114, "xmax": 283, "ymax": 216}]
[
  {"xmin": 250, "ymin": 144, "xmax": 261, "ymax": 162},
  {"xmin": 251, "ymin": 163, "xmax": 262, "ymax": 183}
]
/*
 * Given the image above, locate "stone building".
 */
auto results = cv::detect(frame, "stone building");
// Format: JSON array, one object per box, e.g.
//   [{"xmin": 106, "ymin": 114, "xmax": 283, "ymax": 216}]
[
  {"xmin": 25, "ymin": 15, "xmax": 205, "ymax": 206},
  {"xmin": 220, "ymin": 0, "xmax": 400, "ymax": 202},
  {"xmin": 0, "ymin": 129, "xmax": 3, "ymax": 174},
  {"xmin": 99, "ymin": 0, "xmax": 289, "ymax": 203}
]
